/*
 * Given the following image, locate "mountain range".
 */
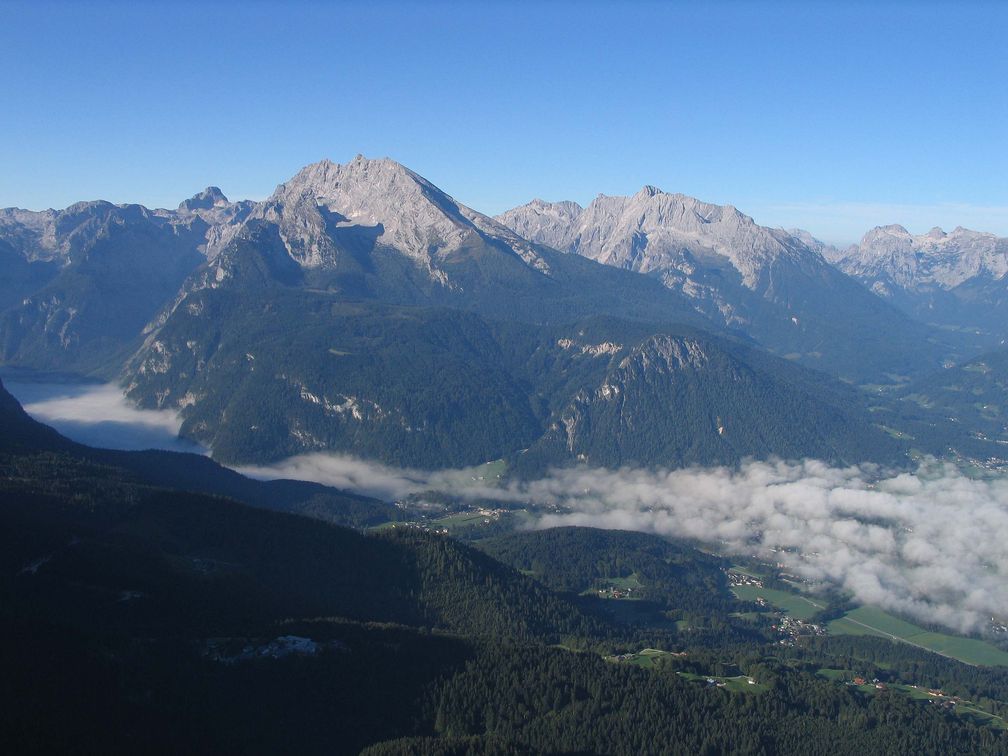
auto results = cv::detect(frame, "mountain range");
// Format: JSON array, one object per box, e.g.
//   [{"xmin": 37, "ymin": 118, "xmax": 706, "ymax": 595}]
[
  {"xmin": 497, "ymin": 190, "xmax": 944, "ymax": 380},
  {"xmin": 0, "ymin": 192, "xmax": 252, "ymax": 373},
  {"xmin": 797, "ymin": 224, "xmax": 1008, "ymax": 353},
  {"xmin": 1, "ymin": 154, "xmax": 1005, "ymax": 471}
]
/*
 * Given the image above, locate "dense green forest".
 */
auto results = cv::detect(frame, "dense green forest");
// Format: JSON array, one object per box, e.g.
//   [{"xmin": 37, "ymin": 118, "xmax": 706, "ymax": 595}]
[
  {"xmin": 479, "ymin": 527, "xmax": 741, "ymax": 625},
  {"xmin": 2, "ymin": 380, "xmax": 1007, "ymax": 754},
  {"xmin": 121, "ymin": 286, "xmax": 908, "ymax": 471}
]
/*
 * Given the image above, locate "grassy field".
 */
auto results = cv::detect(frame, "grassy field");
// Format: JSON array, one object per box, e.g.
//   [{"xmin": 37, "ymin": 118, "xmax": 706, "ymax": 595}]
[
  {"xmin": 829, "ymin": 606, "xmax": 1008, "ymax": 667},
  {"xmin": 621, "ymin": 648, "xmax": 673, "ymax": 668},
  {"xmin": 429, "ymin": 512, "xmax": 491, "ymax": 529},
  {"xmin": 606, "ymin": 574, "xmax": 642, "ymax": 589},
  {"xmin": 956, "ymin": 703, "xmax": 1008, "ymax": 731},
  {"xmin": 466, "ymin": 458, "xmax": 507, "ymax": 484},
  {"xmin": 678, "ymin": 671, "xmax": 768, "ymax": 693},
  {"xmin": 729, "ymin": 584, "xmax": 825, "ymax": 621},
  {"xmin": 608, "ymin": 651, "xmax": 767, "ymax": 693},
  {"xmin": 730, "ymin": 579, "xmax": 1008, "ymax": 668},
  {"xmin": 816, "ymin": 668, "xmax": 848, "ymax": 681}
]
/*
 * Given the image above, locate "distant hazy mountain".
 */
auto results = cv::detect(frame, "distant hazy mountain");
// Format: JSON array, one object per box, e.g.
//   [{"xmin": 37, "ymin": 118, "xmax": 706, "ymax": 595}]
[
  {"xmin": 0, "ymin": 191, "xmax": 252, "ymax": 375},
  {"xmin": 822, "ymin": 224, "xmax": 1008, "ymax": 349},
  {"xmin": 786, "ymin": 228, "xmax": 846, "ymax": 264},
  {"xmin": 497, "ymin": 190, "xmax": 943, "ymax": 381}
]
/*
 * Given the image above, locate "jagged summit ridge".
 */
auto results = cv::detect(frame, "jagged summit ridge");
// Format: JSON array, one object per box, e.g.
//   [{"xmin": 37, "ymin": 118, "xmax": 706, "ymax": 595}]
[
  {"xmin": 233, "ymin": 154, "xmax": 548, "ymax": 274},
  {"xmin": 179, "ymin": 186, "xmax": 229, "ymax": 212},
  {"xmin": 0, "ymin": 188, "xmax": 252, "ymax": 264},
  {"xmin": 496, "ymin": 186, "xmax": 943, "ymax": 380},
  {"xmin": 497, "ymin": 185, "xmax": 819, "ymax": 288},
  {"xmin": 840, "ymin": 224, "xmax": 1008, "ymax": 290},
  {"xmin": 496, "ymin": 198, "xmax": 583, "ymax": 252}
]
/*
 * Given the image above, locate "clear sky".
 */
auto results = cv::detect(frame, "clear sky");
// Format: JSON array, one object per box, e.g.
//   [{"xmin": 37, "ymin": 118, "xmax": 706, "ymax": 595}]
[{"xmin": 2, "ymin": 0, "xmax": 1006, "ymax": 244}]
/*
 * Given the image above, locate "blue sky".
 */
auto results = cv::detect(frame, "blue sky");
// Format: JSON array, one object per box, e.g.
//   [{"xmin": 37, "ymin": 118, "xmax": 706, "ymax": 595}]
[{"xmin": 2, "ymin": 0, "xmax": 1005, "ymax": 244}]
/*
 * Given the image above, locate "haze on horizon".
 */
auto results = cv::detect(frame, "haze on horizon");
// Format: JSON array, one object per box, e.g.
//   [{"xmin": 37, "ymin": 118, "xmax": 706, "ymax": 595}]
[{"xmin": 2, "ymin": 0, "xmax": 1006, "ymax": 245}]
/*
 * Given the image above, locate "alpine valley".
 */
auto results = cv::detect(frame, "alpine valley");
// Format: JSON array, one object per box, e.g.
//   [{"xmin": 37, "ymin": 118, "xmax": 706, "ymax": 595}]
[{"xmin": 5, "ymin": 155, "xmax": 1008, "ymax": 755}]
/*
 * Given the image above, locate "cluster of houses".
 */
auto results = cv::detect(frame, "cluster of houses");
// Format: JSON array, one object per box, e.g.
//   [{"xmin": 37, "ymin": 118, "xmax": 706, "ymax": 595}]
[
  {"xmin": 596, "ymin": 585, "xmax": 635, "ymax": 600},
  {"xmin": 910, "ymin": 685, "xmax": 962, "ymax": 711},
  {"xmin": 385, "ymin": 521, "xmax": 450, "ymax": 535},
  {"xmin": 950, "ymin": 447, "xmax": 1008, "ymax": 472},
  {"xmin": 773, "ymin": 614, "xmax": 826, "ymax": 643},
  {"xmin": 847, "ymin": 680, "xmax": 962, "ymax": 711},
  {"xmin": 727, "ymin": 571, "xmax": 763, "ymax": 588},
  {"xmin": 704, "ymin": 676, "xmax": 758, "ymax": 689}
]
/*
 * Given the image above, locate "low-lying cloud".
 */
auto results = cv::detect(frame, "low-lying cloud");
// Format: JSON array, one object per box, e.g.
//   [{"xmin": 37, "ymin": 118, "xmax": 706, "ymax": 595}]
[
  {"xmin": 238, "ymin": 453, "xmax": 511, "ymax": 501},
  {"xmin": 244, "ymin": 453, "xmax": 1008, "ymax": 635},
  {"xmin": 5, "ymin": 379, "xmax": 205, "ymax": 453},
  {"xmin": 8, "ymin": 381, "xmax": 1007, "ymax": 636},
  {"xmin": 523, "ymin": 460, "xmax": 1008, "ymax": 636},
  {"xmin": 238, "ymin": 454, "xmax": 432, "ymax": 500}
]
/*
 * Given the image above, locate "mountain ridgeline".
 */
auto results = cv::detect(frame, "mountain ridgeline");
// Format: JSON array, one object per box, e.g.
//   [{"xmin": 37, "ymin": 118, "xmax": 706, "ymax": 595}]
[
  {"xmin": 0, "ymin": 154, "xmax": 1003, "ymax": 470},
  {"xmin": 0, "ymin": 195, "xmax": 252, "ymax": 376},
  {"xmin": 800, "ymin": 224, "xmax": 1008, "ymax": 355},
  {"xmin": 497, "ymin": 191, "xmax": 946, "ymax": 380}
]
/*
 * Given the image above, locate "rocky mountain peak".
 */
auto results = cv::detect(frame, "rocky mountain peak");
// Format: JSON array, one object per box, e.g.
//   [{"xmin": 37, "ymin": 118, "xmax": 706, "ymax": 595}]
[
  {"xmin": 873, "ymin": 223, "xmax": 911, "ymax": 237},
  {"xmin": 246, "ymin": 155, "xmax": 473, "ymax": 268},
  {"xmin": 858, "ymin": 224, "xmax": 913, "ymax": 250},
  {"xmin": 494, "ymin": 198, "xmax": 584, "ymax": 251},
  {"xmin": 497, "ymin": 184, "xmax": 833, "ymax": 295},
  {"xmin": 179, "ymin": 186, "xmax": 229, "ymax": 212},
  {"xmin": 567, "ymin": 187, "xmax": 806, "ymax": 285},
  {"xmin": 214, "ymin": 155, "xmax": 549, "ymax": 275},
  {"xmin": 839, "ymin": 222, "xmax": 1008, "ymax": 292},
  {"xmin": 634, "ymin": 185, "xmax": 662, "ymax": 199}
]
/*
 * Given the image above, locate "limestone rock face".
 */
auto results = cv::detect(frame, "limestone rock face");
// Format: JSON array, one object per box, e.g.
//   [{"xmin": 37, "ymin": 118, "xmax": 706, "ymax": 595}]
[
  {"xmin": 837, "ymin": 224, "xmax": 1008, "ymax": 292},
  {"xmin": 498, "ymin": 187, "xmax": 823, "ymax": 289},
  {"xmin": 241, "ymin": 155, "xmax": 549, "ymax": 276}
]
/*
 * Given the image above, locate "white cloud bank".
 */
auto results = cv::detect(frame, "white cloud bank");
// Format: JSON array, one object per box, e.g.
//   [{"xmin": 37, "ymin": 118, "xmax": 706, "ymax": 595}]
[
  {"xmin": 242, "ymin": 453, "xmax": 1008, "ymax": 635},
  {"xmin": 237, "ymin": 454, "xmax": 433, "ymax": 500},
  {"xmin": 523, "ymin": 460, "xmax": 1008, "ymax": 635}
]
